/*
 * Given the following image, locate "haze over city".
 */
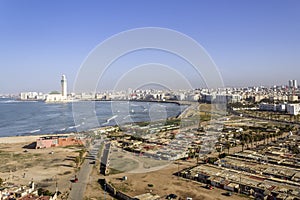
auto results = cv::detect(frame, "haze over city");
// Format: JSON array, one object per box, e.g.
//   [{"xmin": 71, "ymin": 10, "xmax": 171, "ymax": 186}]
[
  {"xmin": 2, "ymin": 1, "xmax": 300, "ymax": 200},
  {"xmin": 0, "ymin": 0, "xmax": 300, "ymax": 94}
]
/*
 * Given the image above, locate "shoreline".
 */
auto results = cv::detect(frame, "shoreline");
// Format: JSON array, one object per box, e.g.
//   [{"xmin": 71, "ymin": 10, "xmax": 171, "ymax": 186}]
[
  {"xmin": 0, "ymin": 133, "xmax": 73, "ymax": 144},
  {"xmin": 0, "ymin": 100, "xmax": 194, "ymax": 142},
  {"xmin": 15, "ymin": 97, "xmax": 191, "ymax": 106}
]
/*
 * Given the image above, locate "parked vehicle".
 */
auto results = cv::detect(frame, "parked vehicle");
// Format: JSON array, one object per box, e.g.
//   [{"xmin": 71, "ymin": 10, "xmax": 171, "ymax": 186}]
[
  {"xmin": 205, "ymin": 184, "xmax": 213, "ymax": 190},
  {"xmin": 166, "ymin": 193, "xmax": 177, "ymax": 199},
  {"xmin": 224, "ymin": 192, "xmax": 232, "ymax": 196},
  {"xmin": 74, "ymin": 175, "xmax": 78, "ymax": 183}
]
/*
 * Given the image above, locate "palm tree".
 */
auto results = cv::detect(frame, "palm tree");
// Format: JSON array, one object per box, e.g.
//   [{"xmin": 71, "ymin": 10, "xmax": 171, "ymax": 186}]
[
  {"xmin": 225, "ymin": 134, "xmax": 229, "ymax": 142},
  {"xmin": 196, "ymin": 145, "xmax": 201, "ymax": 163},
  {"xmin": 249, "ymin": 134, "xmax": 253, "ymax": 148},
  {"xmin": 241, "ymin": 141, "xmax": 245, "ymax": 152},
  {"xmin": 74, "ymin": 156, "xmax": 80, "ymax": 168},
  {"xmin": 262, "ymin": 133, "xmax": 266, "ymax": 144},
  {"xmin": 225, "ymin": 141, "xmax": 231, "ymax": 154},
  {"xmin": 266, "ymin": 134, "xmax": 270, "ymax": 143},
  {"xmin": 253, "ymin": 134, "xmax": 258, "ymax": 147},
  {"xmin": 244, "ymin": 134, "xmax": 250, "ymax": 149},
  {"xmin": 233, "ymin": 132, "xmax": 237, "ymax": 139}
]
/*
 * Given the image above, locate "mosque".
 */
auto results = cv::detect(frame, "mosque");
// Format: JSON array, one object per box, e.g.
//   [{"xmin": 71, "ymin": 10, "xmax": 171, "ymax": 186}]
[{"xmin": 45, "ymin": 75, "xmax": 68, "ymax": 102}]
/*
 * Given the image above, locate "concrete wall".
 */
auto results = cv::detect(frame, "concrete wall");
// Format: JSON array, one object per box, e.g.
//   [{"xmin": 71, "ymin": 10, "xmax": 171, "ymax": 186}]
[
  {"xmin": 58, "ymin": 137, "xmax": 83, "ymax": 146},
  {"xmin": 36, "ymin": 138, "xmax": 58, "ymax": 149},
  {"xmin": 102, "ymin": 179, "xmax": 137, "ymax": 200}
]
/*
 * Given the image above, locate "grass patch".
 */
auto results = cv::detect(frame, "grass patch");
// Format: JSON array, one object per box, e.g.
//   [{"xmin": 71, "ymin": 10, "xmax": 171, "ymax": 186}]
[
  {"xmin": 63, "ymin": 171, "xmax": 72, "ymax": 175},
  {"xmin": 109, "ymin": 168, "xmax": 123, "ymax": 175},
  {"xmin": 113, "ymin": 182, "xmax": 131, "ymax": 193}
]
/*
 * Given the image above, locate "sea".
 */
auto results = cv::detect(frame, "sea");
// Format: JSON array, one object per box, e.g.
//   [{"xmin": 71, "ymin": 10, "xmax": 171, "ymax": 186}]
[{"xmin": 0, "ymin": 98, "xmax": 186, "ymax": 137}]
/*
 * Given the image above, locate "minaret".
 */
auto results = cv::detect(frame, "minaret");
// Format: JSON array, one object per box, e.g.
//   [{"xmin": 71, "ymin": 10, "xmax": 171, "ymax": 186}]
[{"xmin": 61, "ymin": 75, "xmax": 67, "ymax": 98}]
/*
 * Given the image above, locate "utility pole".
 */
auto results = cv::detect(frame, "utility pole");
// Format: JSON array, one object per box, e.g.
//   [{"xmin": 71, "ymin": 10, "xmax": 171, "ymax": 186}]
[{"xmin": 104, "ymin": 182, "xmax": 106, "ymax": 200}]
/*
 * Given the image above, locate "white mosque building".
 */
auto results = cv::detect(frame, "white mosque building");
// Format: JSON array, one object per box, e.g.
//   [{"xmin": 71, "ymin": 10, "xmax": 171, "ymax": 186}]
[{"xmin": 45, "ymin": 75, "xmax": 68, "ymax": 102}]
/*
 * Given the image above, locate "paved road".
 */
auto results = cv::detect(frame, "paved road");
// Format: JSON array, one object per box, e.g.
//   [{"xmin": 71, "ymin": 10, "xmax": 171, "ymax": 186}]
[{"xmin": 68, "ymin": 139, "xmax": 103, "ymax": 200}]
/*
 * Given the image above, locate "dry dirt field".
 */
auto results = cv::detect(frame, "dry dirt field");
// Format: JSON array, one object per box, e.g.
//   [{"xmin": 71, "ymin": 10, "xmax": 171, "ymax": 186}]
[
  {"xmin": 0, "ymin": 136, "xmax": 83, "ymax": 197},
  {"xmin": 85, "ymin": 159, "xmax": 250, "ymax": 200}
]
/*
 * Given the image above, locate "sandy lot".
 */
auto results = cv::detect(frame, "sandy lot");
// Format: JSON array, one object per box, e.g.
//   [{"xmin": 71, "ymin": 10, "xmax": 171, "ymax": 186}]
[
  {"xmin": 85, "ymin": 158, "xmax": 249, "ymax": 200},
  {"xmin": 0, "ymin": 136, "xmax": 83, "ymax": 197}
]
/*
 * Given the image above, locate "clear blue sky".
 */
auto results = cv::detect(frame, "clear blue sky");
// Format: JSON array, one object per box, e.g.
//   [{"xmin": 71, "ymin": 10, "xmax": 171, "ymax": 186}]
[{"xmin": 0, "ymin": 0, "xmax": 300, "ymax": 93}]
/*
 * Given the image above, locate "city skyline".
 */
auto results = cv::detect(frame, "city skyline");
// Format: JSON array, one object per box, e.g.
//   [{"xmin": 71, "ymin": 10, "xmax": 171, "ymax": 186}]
[{"xmin": 1, "ymin": 0, "xmax": 300, "ymax": 93}]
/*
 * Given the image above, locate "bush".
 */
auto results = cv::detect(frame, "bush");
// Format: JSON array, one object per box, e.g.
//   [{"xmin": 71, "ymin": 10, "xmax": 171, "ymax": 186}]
[
  {"xmin": 206, "ymin": 157, "xmax": 218, "ymax": 164},
  {"xmin": 218, "ymin": 153, "xmax": 227, "ymax": 159},
  {"xmin": 37, "ymin": 188, "xmax": 53, "ymax": 196}
]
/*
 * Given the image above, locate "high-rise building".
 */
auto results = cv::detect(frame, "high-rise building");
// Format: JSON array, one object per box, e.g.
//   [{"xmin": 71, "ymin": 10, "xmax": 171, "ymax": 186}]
[
  {"xmin": 289, "ymin": 79, "xmax": 298, "ymax": 89},
  {"xmin": 61, "ymin": 75, "xmax": 67, "ymax": 98},
  {"xmin": 293, "ymin": 80, "xmax": 298, "ymax": 89}
]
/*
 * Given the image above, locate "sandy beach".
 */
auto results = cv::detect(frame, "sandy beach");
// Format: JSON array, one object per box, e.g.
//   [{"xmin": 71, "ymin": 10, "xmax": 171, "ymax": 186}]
[{"xmin": 0, "ymin": 133, "xmax": 74, "ymax": 144}]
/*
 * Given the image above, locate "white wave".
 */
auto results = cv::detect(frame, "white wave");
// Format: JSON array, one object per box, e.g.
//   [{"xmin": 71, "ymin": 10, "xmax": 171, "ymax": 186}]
[
  {"xmin": 107, "ymin": 115, "xmax": 118, "ymax": 123},
  {"xmin": 68, "ymin": 124, "xmax": 81, "ymax": 129},
  {"xmin": 29, "ymin": 129, "xmax": 40, "ymax": 133},
  {"xmin": 102, "ymin": 115, "xmax": 118, "ymax": 125},
  {"xmin": 1, "ymin": 100, "xmax": 23, "ymax": 103},
  {"xmin": 118, "ymin": 102, "xmax": 129, "ymax": 105},
  {"xmin": 123, "ymin": 115, "xmax": 131, "ymax": 120}
]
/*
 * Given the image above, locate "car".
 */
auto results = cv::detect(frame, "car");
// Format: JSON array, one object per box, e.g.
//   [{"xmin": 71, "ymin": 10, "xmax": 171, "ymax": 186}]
[
  {"xmin": 205, "ymin": 184, "xmax": 214, "ymax": 190},
  {"xmin": 74, "ymin": 175, "xmax": 78, "ymax": 183},
  {"xmin": 166, "ymin": 194, "xmax": 177, "ymax": 199},
  {"xmin": 224, "ymin": 192, "xmax": 232, "ymax": 196}
]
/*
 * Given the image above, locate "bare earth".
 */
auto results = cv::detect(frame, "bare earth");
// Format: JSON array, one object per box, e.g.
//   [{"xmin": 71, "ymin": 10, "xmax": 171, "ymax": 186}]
[
  {"xmin": 85, "ymin": 159, "xmax": 249, "ymax": 200},
  {"xmin": 0, "ymin": 135, "xmax": 81, "ymax": 198}
]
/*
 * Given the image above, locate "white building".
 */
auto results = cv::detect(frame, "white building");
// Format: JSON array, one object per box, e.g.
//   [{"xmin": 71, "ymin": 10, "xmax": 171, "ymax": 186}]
[
  {"xmin": 20, "ymin": 92, "xmax": 38, "ymax": 100},
  {"xmin": 45, "ymin": 75, "xmax": 68, "ymax": 102},
  {"xmin": 259, "ymin": 103, "xmax": 286, "ymax": 112},
  {"xmin": 289, "ymin": 79, "xmax": 298, "ymax": 89},
  {"xmin": 286, "ymin": 104, "xmax": 300, "ymax": 115}
]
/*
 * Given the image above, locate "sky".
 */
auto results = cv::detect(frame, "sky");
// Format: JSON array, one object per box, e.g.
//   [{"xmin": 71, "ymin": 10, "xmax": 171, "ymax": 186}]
[{"xmin": 0, "ymin": 0, "xmax": 300, "ymax": 93}]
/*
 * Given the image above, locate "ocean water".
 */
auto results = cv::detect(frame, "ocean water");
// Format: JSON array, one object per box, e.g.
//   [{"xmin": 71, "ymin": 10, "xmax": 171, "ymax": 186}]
[{"xmin": 0, "ymin": 98, "xmax": 185, "ymax": 137}]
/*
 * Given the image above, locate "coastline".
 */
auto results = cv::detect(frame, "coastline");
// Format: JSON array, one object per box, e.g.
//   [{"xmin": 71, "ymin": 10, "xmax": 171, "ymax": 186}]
[
  {"xmin": 0, "ymin": 133, "xmax": 73, "ymax": 144},
  {"xmin": 0, "ymin": 99, "xmax": 195, "ymax": 142}
]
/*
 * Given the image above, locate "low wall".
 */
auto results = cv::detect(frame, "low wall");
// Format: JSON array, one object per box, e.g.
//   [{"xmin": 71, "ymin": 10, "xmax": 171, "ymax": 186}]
[{"xmin": 98, "ymin": 179, "xmax": 136, "ymax": 200}]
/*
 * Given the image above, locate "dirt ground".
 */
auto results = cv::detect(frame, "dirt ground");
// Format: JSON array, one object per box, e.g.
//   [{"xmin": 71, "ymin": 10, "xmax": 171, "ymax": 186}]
[
  {"xmin": 85, "ymin": 159, "xmax": 249, "ymax": 200},
  {"xmin": 0, "ymin": 139, "xmax": 82, "ymax": 197}
]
